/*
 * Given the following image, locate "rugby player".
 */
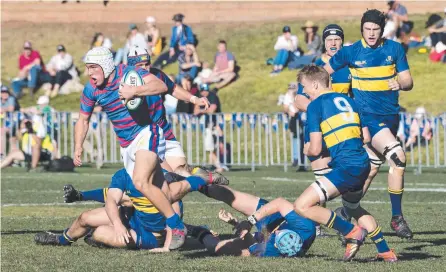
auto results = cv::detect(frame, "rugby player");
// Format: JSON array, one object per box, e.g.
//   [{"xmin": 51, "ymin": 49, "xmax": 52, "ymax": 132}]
[
  {"xmin": 74, "ymin": 46, "xmax": 209, "ymax": 248},
  {"xmin": 126, "ymin": 45, "xmax": 212, "ymax": 175},
  {"xmin": 324, "ymin": 9, "xmax": 414, "ymax": 239},
  {"xmin": 34, "ymin": 168, "xmax": 217, "ymax": 251},
  {"xmin": 291, "ymin": 65, "xmax": 396, "ymax": 262},
  {"xmin": 187, "ymin": 184, "xmax": 316, "ymax": 257},
  {"xmin": 294, "ymin": 24, "xmax": 351, "ymax": 236}
]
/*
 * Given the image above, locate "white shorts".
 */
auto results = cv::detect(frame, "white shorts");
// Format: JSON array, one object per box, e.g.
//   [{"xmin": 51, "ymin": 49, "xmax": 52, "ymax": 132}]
[
  {"xmin": 120, "ymin": 125, "xmax": 166, "ymax": 176},
  {"xmin": 165, "ymin": 140, "xmax": 186, "ymax": 158}
]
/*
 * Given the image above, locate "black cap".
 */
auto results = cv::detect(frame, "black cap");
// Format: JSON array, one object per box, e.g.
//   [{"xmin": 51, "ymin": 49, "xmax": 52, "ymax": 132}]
[
  {"xmin": 387, "ymin": 1, "xmax": 395, "ymax": 7},
  {"xmin": 1, "ymin": 85, "xmax": 10, "ymax": 93},
  {"xmin": 361, "ymin": 9, "xmax": 386, "ymax": 35},
  {"xmin": 283, "ymin": 26, "xmax": 291, "ymax": 33},
  {"xmin": 57, "ymin": 44, "xmax": 66, "ymax": 52},
  {"xmin": 425, "ymin": 14, "xmax": 442, "ymax": 28},
  {"xmin": 322, "ymin": 24, "xmax": 344, "ymax": 42},
  {"xmin": 173, "ymin": 13, "xmax": 184, "ymax": 22}
]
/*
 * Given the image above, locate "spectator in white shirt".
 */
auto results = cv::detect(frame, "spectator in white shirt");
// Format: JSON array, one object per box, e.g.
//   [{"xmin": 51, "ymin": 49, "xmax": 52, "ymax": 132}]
[
  {"xmin": 45, "ymin": 45, "xmax": 78, "ymax": 98},
  {"xmin": 271, "ymin": 26, "xmax": 299, "ymax": 75}
]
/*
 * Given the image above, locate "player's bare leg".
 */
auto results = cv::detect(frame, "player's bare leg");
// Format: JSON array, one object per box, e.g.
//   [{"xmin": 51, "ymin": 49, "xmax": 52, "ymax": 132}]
[
  {"xmin": 89, "ymin": 225, "xmax": 137, "ymax": 249},
  {"xmin": 294, "ymin": 177, "xmax": 367, "ymax": 261},
  {"xmin": 132, "ymin": 149, "xmax": 186, "ymax": 249},
  {"xmin": 34, "ymin": 207, "xmax": 111, "ymax": 246},
  {"xmin": 372, "ymin": 128, "xmax": 412, "ymax": 239}
]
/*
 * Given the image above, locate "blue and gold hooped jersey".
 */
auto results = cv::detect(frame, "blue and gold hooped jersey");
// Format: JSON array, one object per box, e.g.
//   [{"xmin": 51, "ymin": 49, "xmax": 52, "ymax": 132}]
[
  {"xmin": 109, "ymin": 169, "xmax": 165, "ymax": 232},
  {"xmin": 306, "ymin": 92, "xmax": 368, "ymax": 168},
  {"xmin": 329, "ymin": 39, "xmax": 409, "ymax": 115},
  {"xmin": 314, "ymin": 55, "xmax": 351, "ymax": 94}
]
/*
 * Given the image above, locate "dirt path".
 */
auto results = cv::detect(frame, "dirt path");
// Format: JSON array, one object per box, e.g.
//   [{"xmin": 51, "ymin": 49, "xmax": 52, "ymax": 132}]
[{"xmin": 2, "ymin": 1, "xmax": 443, "ymax": 24}]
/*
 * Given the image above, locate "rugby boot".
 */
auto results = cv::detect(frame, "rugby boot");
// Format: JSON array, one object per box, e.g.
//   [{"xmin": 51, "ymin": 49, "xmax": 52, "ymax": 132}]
[
  {"xmin": 390, "ymin": 215, "xmax": 413, "ymax": 239},
  {"xmin": 343, "ymin": 226, "xmax": 367, "ymax": 261},
  {"xmin": 63, "ymin": 184, "xmax": 82, "ymax": 203},
  {"xmin": 169, "ymin": 226, "xmax": 187, "ymax": 250},
  {"xmin": 191, "ymin": 167, "xmax": 229, "ymax": 185},
  {"xmin": 34, "ymin": 232, "xmax": 68, "ymax": 246},
  {"xmin": 375, "ymin": 249, "xmax": 398, "ymax": 262}
]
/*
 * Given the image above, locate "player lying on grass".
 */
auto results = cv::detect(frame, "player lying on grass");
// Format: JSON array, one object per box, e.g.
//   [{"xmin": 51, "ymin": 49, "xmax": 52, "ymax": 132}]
[
  {"xmin": 186, "ymin": 184, "xmax": 316, "ymax": 257},
  {"xmin": 34, "ymin": 167, "xmax": 227, "ymax": 251},
  {"xmin": 290, "ymin": 65, "xmax": 397, "ymax": 262}
]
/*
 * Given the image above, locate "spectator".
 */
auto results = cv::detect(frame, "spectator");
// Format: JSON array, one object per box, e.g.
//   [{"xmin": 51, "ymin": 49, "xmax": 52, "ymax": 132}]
[
  {"xmin": 0, "ymin": 116, "xmax": 53, "ymax": 172},
  {"xmin": 194, "ymin": 85, "xmax": 227, "ymax": 172},
  {"xmin": 426, "ymin": 13, "xmax": 446, "ymax": 62},
  {"xmin": 45, "ymin": 45, "xmax": 80, "ymax": 98},
  {"xmin": 144, "ymin": 16, "xmax": 163, "ymax": 56},
  {"xmin": 270, "ymin": 26, "xmax": 299, "ymax": 76},
  {"xmin": 11, "ymin": 41, "xmax": 51, "ymax": 98},
  {"xmin": 287, "ymin": 21, "xmax": 322, "ymax": 70},
  {"xmin": 152, "ymin": 13, "xmax": 195, "ymax": 68},
  {"xmin": 176, "ymin": 45, "xmax": 201, "ymax": 85},
  {"xmin": 385, "ymin": 1, "xmax": 412, "ymax": 51},
  {"xmin": 193, "ymin": 61, "xmax": 213, "ymax": 86},
  {"xmin": 405, "ymin": 107, "xmax": 433, "ymax": 148},
  {"xmin": 1, "ymin": 85, "xmax": 21, "ymax": 158},
  {"xmin": 302, "ymin": 21, "xmax": 322, "ymax": 56},
  {"xmin": 119, "ymin": 24, "xmax": 147, "ymax": 65},
  {"xmin": 88, "ymin": 32, "xmax": 120, "ymax": 66},
  {"xmin": 202, "ymin": 40, "xmax": 237, "ymax": 92}
]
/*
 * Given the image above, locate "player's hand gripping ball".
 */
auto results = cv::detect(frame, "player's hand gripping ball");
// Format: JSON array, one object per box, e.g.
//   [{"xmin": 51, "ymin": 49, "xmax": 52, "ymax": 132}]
[{"xmin": 120, "ymin": 70, "xmax": 143, "ymax": 110}]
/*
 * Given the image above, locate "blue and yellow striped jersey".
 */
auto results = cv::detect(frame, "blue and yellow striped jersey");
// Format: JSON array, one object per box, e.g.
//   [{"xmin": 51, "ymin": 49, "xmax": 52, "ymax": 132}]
[
  {"xmin": 314, "ymin": 55, "xmax": 351, "ymax": 94},
  {"xmin": 306, "ymin": 92, "xmax": 368, "ymax": 168},
  {"xmin": 329, "ymin": 39, "xmax": 409, "ymax": 115},
  {"xmin": 109, "ymin": 169, "xmax": 165, "ymax": 232}
]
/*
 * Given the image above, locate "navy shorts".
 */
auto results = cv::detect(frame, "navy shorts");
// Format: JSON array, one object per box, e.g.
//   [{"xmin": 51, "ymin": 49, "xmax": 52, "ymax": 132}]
[
  {"xmin": 325, "ymin": 164, "xmax": 371, "ymax": 194},
  {"xmin": 120, "ymin": 207, "xmax": 160, "ymax": 250},
  {"xmin": 361, "ymin": 112, "xmax": 399, "ymax": 139}
]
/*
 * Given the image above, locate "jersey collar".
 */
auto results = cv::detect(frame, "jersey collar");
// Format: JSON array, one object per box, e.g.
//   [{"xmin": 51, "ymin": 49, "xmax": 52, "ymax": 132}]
[
  {"xmin": 321, "ymin": 54, "xmax": 330, "ymax": 64},
  {"xmin": 361, "ymin": 38, "xmax": 384, "ymax": 48}
]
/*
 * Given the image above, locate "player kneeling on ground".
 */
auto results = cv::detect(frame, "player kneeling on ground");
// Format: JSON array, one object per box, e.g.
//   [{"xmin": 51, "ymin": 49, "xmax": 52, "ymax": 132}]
[
  {"xmin": 187, "ymin": 184, "xmax": 316, "ymax": 257},
  {"xmin": 292, "ymin": 65, "xmax": 397, "ymax": 262},
  {"xmin": 34, "ymin": 167, "xmax": 226, "ymax": 251}
]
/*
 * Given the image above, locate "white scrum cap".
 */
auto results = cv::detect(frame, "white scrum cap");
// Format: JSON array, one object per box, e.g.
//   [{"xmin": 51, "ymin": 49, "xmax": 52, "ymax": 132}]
[{"xmin": 84, "ymin": 46, "xmax": 115, "ymax": 78}]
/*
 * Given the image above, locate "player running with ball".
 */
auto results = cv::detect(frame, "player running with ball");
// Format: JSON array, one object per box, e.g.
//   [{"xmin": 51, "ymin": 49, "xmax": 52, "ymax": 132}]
[{"xmin": 74, "ymin": 47, "xmax": 209, "ymax": 249}]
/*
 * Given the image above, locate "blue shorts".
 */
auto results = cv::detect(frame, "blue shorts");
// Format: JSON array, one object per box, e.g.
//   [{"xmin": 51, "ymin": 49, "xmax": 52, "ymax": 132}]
[
  {"xmin": 361, "ymin": 112, "xmax": 399, "ymax": 139},
  {"xmin": 325, "ymin": 164, "xmax": 370, "ymax": 194},
  {"xmin": 128, "ymin": 214, "xmax": 159, "ymax": 250}
]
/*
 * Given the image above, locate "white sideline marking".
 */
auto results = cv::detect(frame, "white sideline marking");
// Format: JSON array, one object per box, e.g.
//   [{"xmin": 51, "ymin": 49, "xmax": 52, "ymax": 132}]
[{"xmin": 2, "ymin": 199, "xmax": 446, "ymax": 207}]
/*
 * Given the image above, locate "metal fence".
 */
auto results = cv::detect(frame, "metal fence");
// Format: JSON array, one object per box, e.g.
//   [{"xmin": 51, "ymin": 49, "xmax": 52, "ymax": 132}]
[{"xmin": 1, "ymin": 112, "xmax": 445, "ymax": 171}]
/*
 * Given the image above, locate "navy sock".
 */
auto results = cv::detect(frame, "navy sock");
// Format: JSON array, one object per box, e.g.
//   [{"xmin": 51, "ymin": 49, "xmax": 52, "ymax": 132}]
[
  {"xmin": 326, "ymin": 211, "xmax": 354, "ymax": 236},
  {"xmin": 186, "ymin": 176, "xmax": 207, "ymax": 191},
  {"xmin": 388, "ymin": 188, "xmax": 403, "ymax": 216},
  {"xmin": 166, "ymin": 213, "xmax": 185, "ymax": 229},
  {"xmin": 81, "ymin": 188, "xmax": 106, "ymax": 203},
  {"xmin": 59, "ymin": 229, "xmax": 75, "ymax": 245},
  {"xmin": 368, "ymin": 226, "xmax": 390, "ymax": 253}
]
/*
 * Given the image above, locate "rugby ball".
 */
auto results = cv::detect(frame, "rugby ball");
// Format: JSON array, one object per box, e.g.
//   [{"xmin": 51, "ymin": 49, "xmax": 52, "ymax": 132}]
[{"xmin": 120, "ymin": 70, "xmax": 144, "ymax": 110}]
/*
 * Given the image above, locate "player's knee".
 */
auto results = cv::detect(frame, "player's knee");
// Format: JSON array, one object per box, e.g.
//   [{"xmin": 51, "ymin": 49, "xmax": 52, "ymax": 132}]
[
  {"xmin": 132, "ymin": 175, "xmax": 148, "ymax": 192},
  {"xmin": 293, "ymin": 199, "xmax": 310, "ymax": 216},
  {"xmin": 78, "ymin": 211, "xmax": 92, "ymax": 227},
  {"xmin": 383, "ymin": 141, "xmax": 406, "ymax": 173}
]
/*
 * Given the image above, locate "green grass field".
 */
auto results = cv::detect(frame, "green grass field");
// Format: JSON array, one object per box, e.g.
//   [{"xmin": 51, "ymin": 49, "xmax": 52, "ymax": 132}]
[
  {"xmin": 2, "ymin": 166, "xmax": 446, "ymax": 271},
  {"xmin": 2, "ymin": 15, "xmax": 446, "ymax": 114}
]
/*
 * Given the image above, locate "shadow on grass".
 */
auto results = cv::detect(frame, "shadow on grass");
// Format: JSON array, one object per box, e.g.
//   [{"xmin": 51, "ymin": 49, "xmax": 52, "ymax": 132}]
[
  {"xmin": 382, "ymin": 230, "xmax": 446, "ymax": 237},
  {"xmin": 404, "ymin": 238, "xmax": 446, "ymax": 251},
  {"xmin": 1, "ymin": 230, "xmax": 63, "ymax": 236}
]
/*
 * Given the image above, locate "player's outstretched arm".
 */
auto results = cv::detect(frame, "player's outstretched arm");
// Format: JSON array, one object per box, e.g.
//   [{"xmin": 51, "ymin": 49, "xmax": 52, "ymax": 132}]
[
  {"xmin": 120, "ymin": 74, "xmax": 168, "ymax": 102},
  {"xmin": 105, "ymin": 188, "xmax": 131, "ymax": 245},
  {"xmin": 323, "ymin": 63, "xmax": 335, "ymax": 75},
  {"xmin": 172, "ymin": 84, "xmax": 210, "ymax": 110},
  {"xmin": 74, "ymin": 113, "xmax": 90, "ymax": 166},
  {"xmin": 148, "ymin": 227, "xmax": 172, "ymax": 253}
]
